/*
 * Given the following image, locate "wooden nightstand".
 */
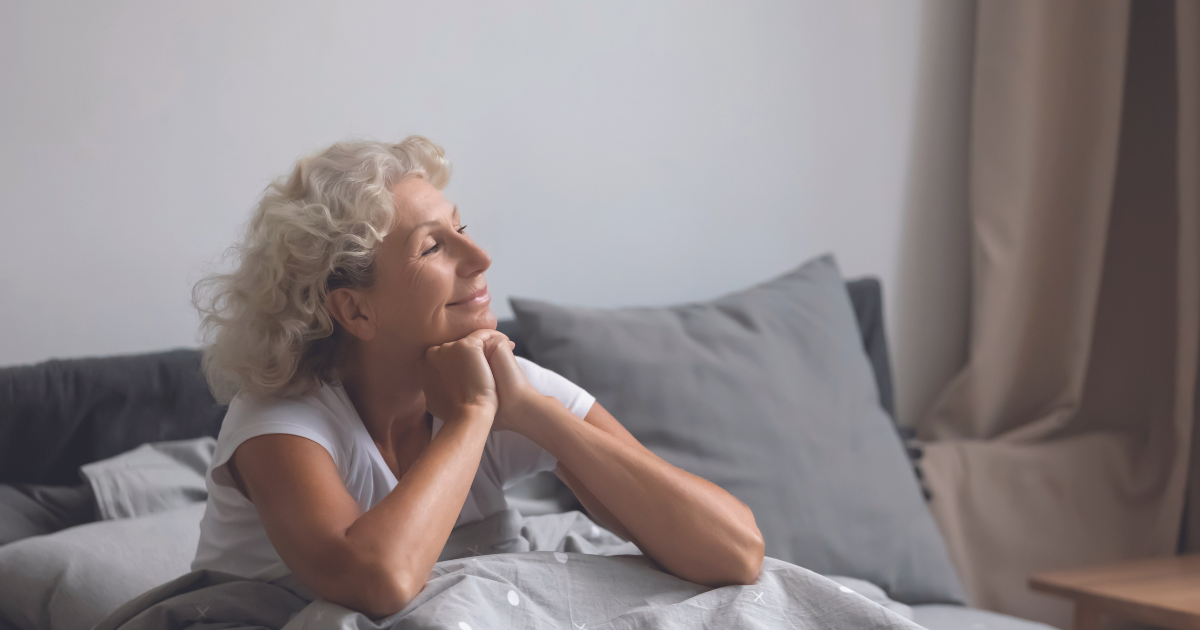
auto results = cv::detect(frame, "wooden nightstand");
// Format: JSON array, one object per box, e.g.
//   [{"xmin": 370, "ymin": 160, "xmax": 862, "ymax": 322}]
[{"xmin": 1030, "ymin": 554, "xmax": 1200, "ymax": 630}]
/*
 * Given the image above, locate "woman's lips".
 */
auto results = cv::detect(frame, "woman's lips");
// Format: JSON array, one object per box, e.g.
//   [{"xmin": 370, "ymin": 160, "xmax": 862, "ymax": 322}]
[{"xmin": 448, "ymin": 286, "xmax": 490, "ymax": 307}]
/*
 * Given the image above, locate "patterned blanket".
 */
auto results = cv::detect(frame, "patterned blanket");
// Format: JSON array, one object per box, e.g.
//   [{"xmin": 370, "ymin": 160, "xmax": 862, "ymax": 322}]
[{"xmin": 97, "ymin": 508, "xmax": 922, "ymax": 629}]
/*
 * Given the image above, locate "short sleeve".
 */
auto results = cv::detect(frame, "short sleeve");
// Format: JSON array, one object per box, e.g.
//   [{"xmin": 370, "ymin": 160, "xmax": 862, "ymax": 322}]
[
  {"xmin": 490, "ymin": 358, "xmax": 597, "ymax": 488},
  {"xmin": 209, "ymin": 394, "xmax": 344, "ymax": 491}
]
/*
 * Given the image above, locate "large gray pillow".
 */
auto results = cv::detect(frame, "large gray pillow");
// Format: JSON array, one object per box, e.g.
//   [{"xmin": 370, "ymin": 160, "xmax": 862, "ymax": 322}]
[
  {"xmin": 0, "ymin": 503, "xmax": 205, "ymax": 630},
  {"xmin": 511, "ymin": 254, "xmax": 965, "ymax": 604}
]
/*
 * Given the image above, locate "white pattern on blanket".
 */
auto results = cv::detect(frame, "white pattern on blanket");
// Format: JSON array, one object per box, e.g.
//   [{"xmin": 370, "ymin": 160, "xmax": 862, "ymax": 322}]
[{"xmin": 95, "ymin": 508, "xmax": 924, "ymax": 630}]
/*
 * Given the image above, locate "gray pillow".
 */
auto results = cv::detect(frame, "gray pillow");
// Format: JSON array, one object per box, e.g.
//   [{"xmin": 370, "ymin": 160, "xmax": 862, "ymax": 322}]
[
  {"xmin": 80, "ymin": 437, "xmax": 214, "ymax": 520},
  {"xmin": 0, "ymin": 503, "xmax": 205, "ymax": 630},
  {"xmin": 511, "ymin": 254, "xmax": 965, "ymax": 604}
]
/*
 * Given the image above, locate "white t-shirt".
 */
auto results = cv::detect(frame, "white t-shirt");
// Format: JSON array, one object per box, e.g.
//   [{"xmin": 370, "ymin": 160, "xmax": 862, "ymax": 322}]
[{"xmin": 191, "ymin": 357, "xmax": 595, "ymax": 577}]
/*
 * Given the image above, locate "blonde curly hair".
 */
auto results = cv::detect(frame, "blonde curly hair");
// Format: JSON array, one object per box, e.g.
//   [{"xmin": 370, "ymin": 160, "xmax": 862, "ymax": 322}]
[{"xmin": 194, "ymin": 136, "xmax": 451, "ymax": 403}]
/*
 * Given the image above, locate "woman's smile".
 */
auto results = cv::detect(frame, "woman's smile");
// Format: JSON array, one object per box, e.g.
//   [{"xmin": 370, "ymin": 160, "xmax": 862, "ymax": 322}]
[{"xmin": 447, "ymin": 285, "xmax": 490, "ymax": 308}]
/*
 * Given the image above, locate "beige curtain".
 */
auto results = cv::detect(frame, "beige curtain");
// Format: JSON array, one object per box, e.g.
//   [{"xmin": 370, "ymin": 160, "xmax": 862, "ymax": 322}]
[{"xmin": 917, "ymin": 0, "xmax": 1200, "ymax": 627}]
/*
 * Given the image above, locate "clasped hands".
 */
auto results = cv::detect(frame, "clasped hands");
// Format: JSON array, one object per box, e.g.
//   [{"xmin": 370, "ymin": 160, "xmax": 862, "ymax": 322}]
[{"xmin": 418, "ymin": 329, "xmax": 542, "ymax": 434}]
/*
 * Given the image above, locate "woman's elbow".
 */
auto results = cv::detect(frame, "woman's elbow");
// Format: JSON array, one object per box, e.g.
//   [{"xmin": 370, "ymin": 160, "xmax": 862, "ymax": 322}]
[
  {"xmin": 373, "ymin": 568, "xmax": 429, "ymax": 618},
  {"xmin": 734, "ymin": 546, "xmax": 765, "ymax": 585},
  {"xmin": 729, "ymin": 528, "xmax": 766, "ymax": 586},
  {"xmin": 711, "ymin": 550, "xmax": 763, "ymax": 587},
  {"xmin": 330, "ymin": 564, "xmax": 425, "ymax": 619},
  {"xmin": 693, "ymin": 532, "xmax": 765, "ymax": 587}
]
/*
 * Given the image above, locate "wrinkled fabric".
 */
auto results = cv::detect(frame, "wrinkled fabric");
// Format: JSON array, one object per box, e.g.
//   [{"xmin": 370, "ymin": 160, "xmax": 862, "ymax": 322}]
[{"xmin": 96, "ymin": 508, "xmax": 923, "ymax": 630}]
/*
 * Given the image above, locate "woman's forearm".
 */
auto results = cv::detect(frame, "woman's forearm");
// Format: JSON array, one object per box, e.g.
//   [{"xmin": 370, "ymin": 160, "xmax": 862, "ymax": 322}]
[
  {"xmin": 519, "ymin": 396, "xmax": 764, "ymax": 586},
  {"xmin": 342, "ymin": 408, "xmax": 493, "ymax": 612}
]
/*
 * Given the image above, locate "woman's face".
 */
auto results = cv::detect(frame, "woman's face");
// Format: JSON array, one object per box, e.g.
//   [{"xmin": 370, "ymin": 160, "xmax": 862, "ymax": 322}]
[{"xmin": 361, "ymin": 176, "xmax": 496, "ymax": 349}]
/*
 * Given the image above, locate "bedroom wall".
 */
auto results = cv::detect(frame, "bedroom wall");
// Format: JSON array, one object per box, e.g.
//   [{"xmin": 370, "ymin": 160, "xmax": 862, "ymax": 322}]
[{"xmin": 0, "ymin": 0, "xmax": 974, "ymax": 428}]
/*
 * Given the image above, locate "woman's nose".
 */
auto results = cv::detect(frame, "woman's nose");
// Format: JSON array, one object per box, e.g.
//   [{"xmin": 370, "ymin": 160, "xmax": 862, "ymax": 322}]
[{"xmin": 459, "ymin": 239, "xmax": 491, "ymax": 276}]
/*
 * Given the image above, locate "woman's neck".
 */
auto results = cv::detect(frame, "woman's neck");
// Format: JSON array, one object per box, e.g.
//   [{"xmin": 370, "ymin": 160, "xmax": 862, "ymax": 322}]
[{"xmin": 337, "ymin": 341, "xmax": 428, "ymax": 447}]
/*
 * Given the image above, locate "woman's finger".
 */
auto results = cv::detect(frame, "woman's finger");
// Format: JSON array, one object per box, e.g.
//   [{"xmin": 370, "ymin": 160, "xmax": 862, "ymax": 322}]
[
  {"xmin": 487, "ymin": 338, "xmax": 525, "ymax": 383},
  {"xmin": 478, "ymin": 330, "xmax": 511, "ymax": 359},
  {"xmin": 465, "ymin": 328, "xmax": 506, "ymax": 343}
]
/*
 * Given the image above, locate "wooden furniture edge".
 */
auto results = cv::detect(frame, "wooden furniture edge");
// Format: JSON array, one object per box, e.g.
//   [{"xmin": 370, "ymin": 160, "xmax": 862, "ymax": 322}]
[
  {"xmin": 1029, "ymin": 575, "xmax": 1200, "ymax": 630},
  {"xmin": 1028, "ymin": 574, "xmax": 1081, "ymax": 600}
]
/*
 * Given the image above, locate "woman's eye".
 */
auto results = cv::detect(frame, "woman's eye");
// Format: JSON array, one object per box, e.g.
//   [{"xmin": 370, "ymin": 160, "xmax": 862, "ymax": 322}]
[{"xmin": 422, "ymin": 226, "xmax": 466, "ymax": 256}]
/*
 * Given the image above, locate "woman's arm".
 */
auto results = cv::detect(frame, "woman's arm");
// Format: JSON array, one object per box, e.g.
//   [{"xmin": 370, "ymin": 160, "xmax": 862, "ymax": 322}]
[
  {"xmin": 528, "ymin": 396, "xmax": 764, "ymax": 586},
  {"xmin": 231, "ymin": 412, "xmax": 491, "ymax": 616},
  {"xmin": 487, "ymin": 349, "xmax": 765, "ymax": 587},
  {"xmin": 550, "ymin": 404, "xmax": 640, "ymax": 544},
  {"xmin": 230, "ymin": 329, "xmax": 507, "ymax": 617}
]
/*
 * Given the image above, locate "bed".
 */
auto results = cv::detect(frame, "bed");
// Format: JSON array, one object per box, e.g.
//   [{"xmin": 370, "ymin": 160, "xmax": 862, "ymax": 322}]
[{"xmin": 0, "ymin": 256, "xmax": 1055, "ymax": 630}]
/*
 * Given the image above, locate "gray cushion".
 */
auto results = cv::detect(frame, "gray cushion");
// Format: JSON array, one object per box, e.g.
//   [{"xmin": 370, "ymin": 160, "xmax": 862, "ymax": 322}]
[
  {"xmin": 511, "ymin": 254, "xmax": 965, "ymax": 605},
  {"xmin": 80, "ymin": 437, "xmax": 214, "ymax": 520},
  {"xmin": 0, "ymin": 350, "xmax": 225, "ymax": 486},
  {"xmin": 0, "ymin": 503, "xmax": 204, "ymax": 630}
]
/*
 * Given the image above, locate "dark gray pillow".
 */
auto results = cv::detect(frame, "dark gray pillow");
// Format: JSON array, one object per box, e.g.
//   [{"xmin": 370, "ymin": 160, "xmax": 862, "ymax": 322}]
[{"xmin": 511, "ymin": 254, "xmax": 965, "ymax": 605}]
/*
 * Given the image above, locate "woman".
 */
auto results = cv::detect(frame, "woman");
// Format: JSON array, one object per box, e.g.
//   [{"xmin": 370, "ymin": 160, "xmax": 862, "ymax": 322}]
[{"xmin": 191, "ymin": 136, "xmax": 764, "ymax": 618}]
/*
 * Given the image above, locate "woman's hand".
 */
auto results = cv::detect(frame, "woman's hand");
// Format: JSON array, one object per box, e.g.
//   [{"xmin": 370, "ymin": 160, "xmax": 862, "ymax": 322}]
[
  {"xmin": 420, "ymin": 329, "xmax": 511, "ymax": 424},
  {"xmin": 485, "ymin": 338, "xmax": 542, "ymax": 434}
]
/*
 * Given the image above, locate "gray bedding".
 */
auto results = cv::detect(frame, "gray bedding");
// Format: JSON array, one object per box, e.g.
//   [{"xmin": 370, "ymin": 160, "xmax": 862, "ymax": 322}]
[
  {"xmin": 96, "ymin": 508, "xmax": 923, "ymax": 630},
  {"xmin": 910, "ymin": 605, "xmax": 1056, "ymax": 630},
  {"xmin": 0, "ymin": 438, "xmax": 1059, "ymax": 630}
]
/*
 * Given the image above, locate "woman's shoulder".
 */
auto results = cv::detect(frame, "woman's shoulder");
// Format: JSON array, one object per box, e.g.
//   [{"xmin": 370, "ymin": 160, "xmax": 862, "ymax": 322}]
[
  {"xmin": 217, "ymin": 383, "xmax": 359, "ymax": 463},
  {"xmin": 225, "ymin": 382, "xmax": 352, "ymax": 428}
]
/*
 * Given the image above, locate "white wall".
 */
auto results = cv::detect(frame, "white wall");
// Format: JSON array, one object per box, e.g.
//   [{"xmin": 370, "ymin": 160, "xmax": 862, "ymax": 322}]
[{"xmin": 0, "ymin": 0, "xmax": 974, "ymax": 427}]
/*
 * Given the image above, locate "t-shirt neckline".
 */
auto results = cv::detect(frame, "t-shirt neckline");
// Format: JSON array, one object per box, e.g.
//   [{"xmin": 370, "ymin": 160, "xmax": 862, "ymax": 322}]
[{"xmin": 333, "ymin": 383, "xmax": 444, "ymax": 488}]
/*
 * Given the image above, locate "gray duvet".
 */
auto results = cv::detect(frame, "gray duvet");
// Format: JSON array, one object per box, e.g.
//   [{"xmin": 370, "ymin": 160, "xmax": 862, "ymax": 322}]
[{"xmin": 96, "ymin": 508, "xmax": 922, "ymax": 630}]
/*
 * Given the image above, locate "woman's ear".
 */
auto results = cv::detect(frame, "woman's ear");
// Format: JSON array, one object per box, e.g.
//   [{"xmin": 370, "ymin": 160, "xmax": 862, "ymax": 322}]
[{"xmin": 327, "ymin": 288, "xmax": 378, "ymax": 341}]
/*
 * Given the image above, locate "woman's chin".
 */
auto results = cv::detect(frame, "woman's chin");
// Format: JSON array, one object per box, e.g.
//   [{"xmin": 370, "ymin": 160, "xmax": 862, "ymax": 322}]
[
  {"xmin": 425, "ymin": 309, "xmax": 498, "ymax": 345},
  {"xmin": 475, "ymin": 309, "xmax": 498, "ymax": 331},
  {"xmin": 452, "ymin": 308, "xmax": 498, "ymax": 335}
]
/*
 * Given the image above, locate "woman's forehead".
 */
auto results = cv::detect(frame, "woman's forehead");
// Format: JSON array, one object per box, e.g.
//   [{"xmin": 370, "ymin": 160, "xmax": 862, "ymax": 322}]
[{"xmin": 389, "ymin": 178, "xmax": 456, "ymax": 237}]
